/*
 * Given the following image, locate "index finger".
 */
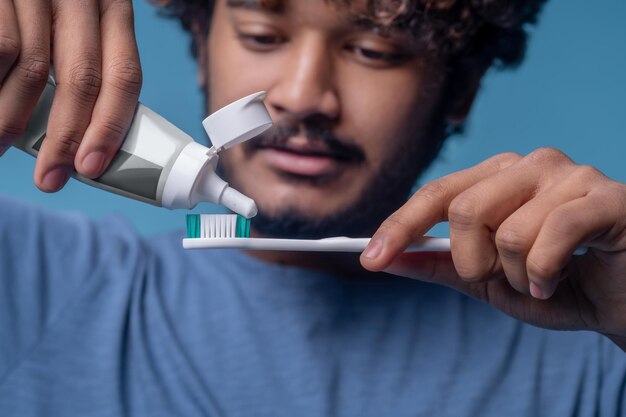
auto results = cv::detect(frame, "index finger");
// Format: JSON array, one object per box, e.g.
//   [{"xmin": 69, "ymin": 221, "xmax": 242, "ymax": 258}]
[
  {"xmin": 360, "ymin": 152, "xmax": 522, "ymax": 271},
  {"xmin": 33, "ymin": 0, "xmax": 102, "ymax": 191},
  {"xmin": 73, "ymin": 0, "xmax": 142, "ymax": 178}
]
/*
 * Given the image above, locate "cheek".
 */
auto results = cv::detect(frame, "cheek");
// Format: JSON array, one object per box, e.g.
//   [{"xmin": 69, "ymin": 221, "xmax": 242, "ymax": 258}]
[{"xmin": 337, "ymin": 67, "xmax": 435, "ymax": 168}]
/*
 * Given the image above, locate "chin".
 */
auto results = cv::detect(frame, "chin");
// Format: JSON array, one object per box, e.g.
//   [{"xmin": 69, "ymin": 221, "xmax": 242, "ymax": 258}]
[
  {"xmin": 247, "ymin": 187, "xmax": 389, "ymax": 239},
  {"xmin": 251, "ymin": 175, "xmax": 364, "ymax": 215}
]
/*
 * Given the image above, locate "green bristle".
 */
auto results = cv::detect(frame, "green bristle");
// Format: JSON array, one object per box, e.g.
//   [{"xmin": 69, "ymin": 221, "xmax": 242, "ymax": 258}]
[
  {"xmin": 186, "ymin": 214, "xmax": 201, "ymax": 238},
  {"xmin": 236, "ymin": 215, "xmax": 251, "ymax": 238}
]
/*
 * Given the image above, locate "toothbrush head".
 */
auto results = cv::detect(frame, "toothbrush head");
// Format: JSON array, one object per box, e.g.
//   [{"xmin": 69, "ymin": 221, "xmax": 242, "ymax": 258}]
[{"xmin": 186, "ymin": 214, "xmax": 250, "ymax": 239}]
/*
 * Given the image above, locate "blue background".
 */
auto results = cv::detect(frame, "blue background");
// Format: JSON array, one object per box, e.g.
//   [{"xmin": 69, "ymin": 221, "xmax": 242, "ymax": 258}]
[{"xmin": 1, "ymin": 0, "xmax": 624, "ymax": 236}]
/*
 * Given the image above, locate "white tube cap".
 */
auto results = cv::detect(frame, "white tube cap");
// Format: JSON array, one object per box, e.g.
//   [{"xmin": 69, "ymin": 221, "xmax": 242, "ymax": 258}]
[{"xmin": 202, "ymin": 92, "xmax": 272, "ymax": 151}]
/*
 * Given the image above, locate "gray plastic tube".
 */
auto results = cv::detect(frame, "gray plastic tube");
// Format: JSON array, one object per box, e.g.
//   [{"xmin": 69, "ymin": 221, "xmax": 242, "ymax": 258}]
[{"xmin": 14, "ymin": 77, "xmax": 192, "ymax": 206}]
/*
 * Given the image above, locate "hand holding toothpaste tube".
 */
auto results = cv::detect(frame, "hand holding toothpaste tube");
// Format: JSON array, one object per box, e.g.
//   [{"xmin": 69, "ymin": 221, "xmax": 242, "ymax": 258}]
[
  {"xmin": 0, "ymin": 0, "xmax": 141, "ymax": 192},
  {"xmin": 0, "ymin": 0, "xmax": 271, "ymax": 218}
]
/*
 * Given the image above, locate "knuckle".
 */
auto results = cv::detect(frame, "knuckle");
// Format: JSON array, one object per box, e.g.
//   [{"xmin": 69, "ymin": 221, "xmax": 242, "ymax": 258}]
[
  {"xmin": 380, "ymin": 212, "xmax": 412, "ymax": 233},
  {"xmin": 0, "ymin": 121, "xmax": 24, "ymax": 143},
  {"xmin": 67, "ymin": 60, "xmax": 102, "ymax": 100},
  {"xmin": 414, "ymin": 180, "xmax": 449, "ymax": 220},
  {"xmin": 495, "ymin": 225, "xmax": 530, "ymax": 259},
  {"xmin": 545, "ymin": 209, "xmax": 580, "ymax": 239},
  {"xmin": 0, "ymin": 34, "xmax": 21, "ymax": 64},
  {"xmin": 416, "ymin": 180, "xmax": 448, "ymax": 204},
  {"xmin": 101, "ymin": 0, "xmax": 134, "ymax": 15},
  {"xmin": 527, "ymin": 255, "xmax": 558, "ymax": 282},
  {"xmin": 15, "ymin": 49, "xmax": 49, "ymax": 88},
  {"xmin": 572, "ymin": 164, "xmax": 604, "ymax": 184},
  {"xmin": 492, "ymin": 151, "xmax": 522, "ymax": 169},
  {"xmin": 448, "ymin": 193, "xmax": 481, "ymax": 231},
  {"xmin": 98, "ymin": 115, "xmax": 128, "ymax": 138},
  {"xmin": 50, "ymin": 128, "xmax": 83, "ymax": 160},
  {"xmin": 527, "ymin": 147, "xmax": 569, "ymax": 165},
  {"xmin": 107, "ymin": 58, "xmax": 142, "ymax": 96}
]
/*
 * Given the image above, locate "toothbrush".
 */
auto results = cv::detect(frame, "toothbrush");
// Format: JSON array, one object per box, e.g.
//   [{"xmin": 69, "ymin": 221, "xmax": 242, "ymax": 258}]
[{"xmin": 182, "ymin": 214, "xmax": 588, "ymax": 255}]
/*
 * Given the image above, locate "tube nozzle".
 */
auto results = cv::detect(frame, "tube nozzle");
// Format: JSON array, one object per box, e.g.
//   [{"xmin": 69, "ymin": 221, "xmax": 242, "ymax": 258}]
[{"xmin": 220, "ymin": 186, "xmax": 258, "ymax": 218}]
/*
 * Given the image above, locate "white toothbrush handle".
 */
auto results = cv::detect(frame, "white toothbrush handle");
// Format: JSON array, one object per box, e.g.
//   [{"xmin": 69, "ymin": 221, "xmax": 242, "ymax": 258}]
[
  {"xmin": 183, "ymin": 236, "xmax": 588, "ymax": 255},
  {"xmin": 183, "ymin": 237, "xmax": 438, "ymax": 251}
]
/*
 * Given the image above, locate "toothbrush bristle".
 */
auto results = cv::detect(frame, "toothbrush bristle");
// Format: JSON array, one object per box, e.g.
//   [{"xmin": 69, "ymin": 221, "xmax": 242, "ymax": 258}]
[
  {"xmin": 186, "ymin": 214, "xmax": 201, "ymax": 238},
  {"xmin": 186, "ymin": 214, "xmax": 250, "ymax": 238},
  {"xmin": 236, "ymin": 215, "xmax": 250, "ymax": 238}
]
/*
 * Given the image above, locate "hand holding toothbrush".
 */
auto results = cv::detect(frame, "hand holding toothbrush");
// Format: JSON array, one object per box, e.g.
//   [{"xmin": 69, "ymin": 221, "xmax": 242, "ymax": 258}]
[
  {"xmin": 361, "ymin": 149, "xmax": 626, "ymax": 351},
  {"xmin": 0, "ymin": 0, "xmax": 141, "ymax": 191}
]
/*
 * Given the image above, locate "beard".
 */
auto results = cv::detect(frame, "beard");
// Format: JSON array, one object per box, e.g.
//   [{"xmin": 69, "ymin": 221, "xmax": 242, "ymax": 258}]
[{"xmin": 218, "ymin": 115, "xmax": 446, "ymax": 239}]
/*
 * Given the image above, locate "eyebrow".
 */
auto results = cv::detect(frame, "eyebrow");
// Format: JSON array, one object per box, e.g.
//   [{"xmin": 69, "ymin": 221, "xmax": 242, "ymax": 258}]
[
  {"xmin": 226, "ymin": 0, "xmax": 285, "ymax": 13},
  {"xmin": 352, "ymin": 18, "xmax": 388, "ymax": 34}
]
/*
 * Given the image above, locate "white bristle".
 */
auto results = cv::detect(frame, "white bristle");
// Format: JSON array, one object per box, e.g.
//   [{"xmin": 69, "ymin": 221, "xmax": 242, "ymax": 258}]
[{"xmin": 198, "ymin": 214, "xmax": 240, "ymax": 238}]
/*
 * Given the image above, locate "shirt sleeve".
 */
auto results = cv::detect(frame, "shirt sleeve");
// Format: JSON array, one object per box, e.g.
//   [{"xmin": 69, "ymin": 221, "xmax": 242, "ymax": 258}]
[
  {"xmin": 0, "ymin": 195, "xmax": 143, "ymax": 380},
  {"xmin": 600, "ymin": 335, "xmax": 626, "ymax": 415}
]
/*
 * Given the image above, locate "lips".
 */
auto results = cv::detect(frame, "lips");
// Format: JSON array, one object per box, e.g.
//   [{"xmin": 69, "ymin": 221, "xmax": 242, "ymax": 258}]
[
  {"xmin": 260, "ymin": 148, "xmax": 340, "ymax": 177},
  {"xmin": 254, "ymin": 137, "xmax": 359, "ymax": 178}
]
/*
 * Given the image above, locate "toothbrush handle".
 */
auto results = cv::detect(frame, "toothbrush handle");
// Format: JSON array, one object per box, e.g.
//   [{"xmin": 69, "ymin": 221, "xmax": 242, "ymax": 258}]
[
  {"xmin": 183, "ymin": 236, "xmax": 588, "ymax": 255},
  {"xmin": 342, "ymin": 237, "xmax": 452, "ymax": 252}
]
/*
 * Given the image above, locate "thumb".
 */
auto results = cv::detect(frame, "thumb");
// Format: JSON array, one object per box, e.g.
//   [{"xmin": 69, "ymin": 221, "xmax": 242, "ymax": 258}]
[
  {"xmin": 383, "ymin": 251, "xmax": 500, "ymax": 303},
  {"xmin": 383, "ymin": 252, "xmax": 567, "ymax": 331}
]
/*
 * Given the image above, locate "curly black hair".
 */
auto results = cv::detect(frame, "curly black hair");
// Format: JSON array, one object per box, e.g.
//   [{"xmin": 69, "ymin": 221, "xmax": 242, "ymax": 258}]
[
  {"xmin": 152, "ymin": 0, "xmax": 548, "ymax": 70},
  {"xmin": 150, "ymin": 0, "xmax": 548, "ymax": 176}
]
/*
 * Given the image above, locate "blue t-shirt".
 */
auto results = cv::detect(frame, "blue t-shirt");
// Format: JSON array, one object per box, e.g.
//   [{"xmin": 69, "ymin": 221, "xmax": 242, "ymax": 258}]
[{"xmin": 0, "ymin": 195, "xmax": 624, "ymax": 416}]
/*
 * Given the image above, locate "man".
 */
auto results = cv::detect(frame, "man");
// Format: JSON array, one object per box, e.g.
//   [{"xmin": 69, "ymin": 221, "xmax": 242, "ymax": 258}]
[{"xmin": 0, "ymin": 0, "xmax": 625, "ymax": 416}]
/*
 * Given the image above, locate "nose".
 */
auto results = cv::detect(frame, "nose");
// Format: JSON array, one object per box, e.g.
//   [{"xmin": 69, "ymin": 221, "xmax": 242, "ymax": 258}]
[{"xmin": 265, "ymin": 35, "xmax": 340, "ymax": 121}]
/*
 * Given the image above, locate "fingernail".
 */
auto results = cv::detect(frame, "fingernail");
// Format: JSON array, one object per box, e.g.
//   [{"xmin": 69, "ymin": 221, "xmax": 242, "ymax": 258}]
[
  {"xmin": 81, "ymin": 151, "xmax": 106, "ymax": 177},
  {"xmin": 529, "ymin": 281, "xmax": 557, "ymax": 300},
  {"xmin": 529, "ymin": 282, "xmax": 545, "ymax": 299},
  {"xmin": 42, "ymin": 167, "xmax": 69, "ymax": 192},
  {"xmin": 363, "ymin": 238, "xmax": 383, "ymax": 260}
]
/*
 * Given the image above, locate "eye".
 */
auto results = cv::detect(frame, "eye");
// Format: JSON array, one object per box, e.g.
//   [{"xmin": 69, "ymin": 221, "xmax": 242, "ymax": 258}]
[
  {"xmin": 347, "ymin": 45, "xmax": 409, "ymax": 67},
  {"xmin": 237, "ymin": 33, "xmax": 287, "ymax": 51}
]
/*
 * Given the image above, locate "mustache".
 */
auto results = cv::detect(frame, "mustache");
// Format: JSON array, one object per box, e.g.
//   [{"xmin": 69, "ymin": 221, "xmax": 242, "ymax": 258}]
[{"xmin": 246, "ymin": 119, "xmax": 366, "ymax": 163}]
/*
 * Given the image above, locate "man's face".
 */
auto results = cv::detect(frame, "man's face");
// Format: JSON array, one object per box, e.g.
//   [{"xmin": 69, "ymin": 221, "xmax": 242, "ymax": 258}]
[{"xmin": 204, "ymin": 0, "xmax": 449, "ymax": 238}]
